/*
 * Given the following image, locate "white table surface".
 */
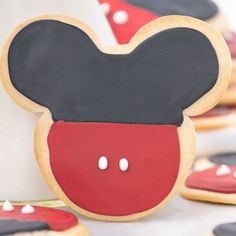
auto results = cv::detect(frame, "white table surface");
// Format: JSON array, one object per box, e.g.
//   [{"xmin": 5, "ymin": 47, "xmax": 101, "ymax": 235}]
[
  {"xmin": 67, "ymin": 195, "xmax": 236, "ymax": 236},
  {"xmin": 68, "ymin": 1, "xmax": 236, "ymax": 235}
]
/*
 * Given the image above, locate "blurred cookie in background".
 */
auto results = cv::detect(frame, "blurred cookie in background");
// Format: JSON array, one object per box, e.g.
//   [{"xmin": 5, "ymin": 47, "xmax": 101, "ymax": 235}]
[
  {"xmin": 99, "ymin": 0, "xmax": 236, "ymax": 84},
  {"xmin": 209, "ymin": 222, "xmax": 236, "ymax": 236},
  {"xmin": 181, "ymin": 144, "xmax": 236, "ymax": 204},
  {"xmin": 192, "ymin": 106, "xmax": 236, "ymax": 157},
  {"xmin": 194, "ymin": 152, "xmax": 236, "ymax": 171},
  {"xmin": 181, "ymin": 164, "xmax": 236, "ymax": 205},
  {"xmin": 99, "ymin": 0, "xmax": 157, "ymax": 44},
  {"xmin": 99, "ymin": 0, "xmax": 229, "ymax": 44},
  {"xmin": 0, "ymin": 202, "xmax": 88, "ymax": 236}
]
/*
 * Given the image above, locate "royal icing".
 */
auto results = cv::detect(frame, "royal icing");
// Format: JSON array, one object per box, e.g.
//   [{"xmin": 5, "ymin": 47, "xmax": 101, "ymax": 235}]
[
  {"xmin": 99, "ymin": 0, "xmax": 219, "ymax": 44},
  {"xmin": 209, "ymin": 153, "xmax": 236, "ymax": 167},
  {"xmin": 2, "ymin": 201, "xmax": 15, "ymax": 212},
  {"xmin": 125, "ymin": 0, "xmax": 218, "ymax": 20},
  {"xmin": 216, "ymin": 165, "xmax": 231, "ymax": 176},
  {"xmin": 186, "ymin": 166, "xmax": 236, "ymax": 193},
  {"xmin": 48, "ymin": 122, "xmax": 180, "ymax": 215},
  {"xmin": 213, "ymin": 222, "xmax": 236, "ymax": 236},
  {"xmin": 113, "ymin": 10, "xmax": 129, "ymax": 24},
  {"xmin": 0, "ymin": 205, "xmax": 78, "ymax": 231},
  {"xmin": 0, "ymin": 220, "xmax": 50, "ymax": 236},
  {"xmin": 119, "ymin": 158, "xmax": 129, "ymax": 172},
  {"xmin": 98, "ymin": 156, "xmax": 109, "ymax": 170},
  {"xmin": 21, "ymin": 204, "xmax": 35, "ymax": 214}
]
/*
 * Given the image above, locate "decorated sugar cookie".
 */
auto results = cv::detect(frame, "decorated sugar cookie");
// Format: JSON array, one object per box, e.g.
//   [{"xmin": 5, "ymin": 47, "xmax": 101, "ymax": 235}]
[
  {"xmin": 194, "ymin": 152, "xmax": 236, "ymax": 171},
  {"xmin": 181, "ymin": 164, "xmax": 236, "ymax": 204},
  {"xmin": 192, "ymin": 106, "xmax": 236, "ymax": 157},
  {"xmin": 0, "ymin": 15, "xmax": 231, "ymax": 221},
  {"xmin": 210, "ymin": 222, "xmax": 236, "ymax": 236},
  {"xmin": 99, "ymin": 0, "xmax": 229, "ymax": 44},
  {"xmin": 192, "ymin": 106, "xmax": 236, "ymax": 130},
  {"xmin": 0, "ymin": 201, "xmax": 88, "ymax": 236},
  {"xmin": 99, "ymin": 0, "xmax": 158, "ymax": 44}
]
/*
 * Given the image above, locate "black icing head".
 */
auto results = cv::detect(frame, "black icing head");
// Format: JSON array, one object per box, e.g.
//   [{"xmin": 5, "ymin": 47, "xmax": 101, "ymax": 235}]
[
  {"xmin": 7, "ymin": 19, "xmax": 219, "ymax": 126},
  {"xmin": 125, "ymin": 0, "xmax": 219, "ymax": 20},
  {"xmin": 0, "ymin": 219, "xmax": 50, "ymax": 235},
  {"xmin": 213, "ymin": 222, "xmax": 236, "ymax": 236}
]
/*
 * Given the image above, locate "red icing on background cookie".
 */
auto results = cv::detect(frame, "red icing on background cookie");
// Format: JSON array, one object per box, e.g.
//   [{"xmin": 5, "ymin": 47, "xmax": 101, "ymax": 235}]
[
  {"xmin": 0, "ymin": 206, "xmax": 78, "ymax": 231},
  {"xmin": 99, "ymin": 0, "xmax": 158, "ymax": 44},
  {"xmin": 48, "ymin": 122, "xmax": 180, "ymax": 216},
  {"xmin": 186, "ymin": 165, "xmax": 236, "ymax": 193}
]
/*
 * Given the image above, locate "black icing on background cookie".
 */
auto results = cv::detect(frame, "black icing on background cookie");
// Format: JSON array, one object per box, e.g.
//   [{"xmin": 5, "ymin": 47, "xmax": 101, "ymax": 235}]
[
  {"xmin": 0, "ymin": 219, "xmax": 50, "ymax": 235},
  {"xmin": 8, "ymin": 20, "xmax": 218, "ymax": 126},
  {"xmin": 213, "ymin": 222, "xmax": 236, "ymax": 236},
  {"xmin": 210, "ymin": 153, "xmax": 236, "ymax": 166},
  {"xmin": 125, "ymin": 0, "xmax": 219, "ymax": 20}
]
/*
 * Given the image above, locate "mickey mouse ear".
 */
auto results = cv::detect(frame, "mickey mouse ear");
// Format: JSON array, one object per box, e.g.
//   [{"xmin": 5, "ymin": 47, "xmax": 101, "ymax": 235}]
[
  {"xmin": 131, "ymin": 16, "xmax": 231, "ymax": 119},
  {"xmin": 1, "ymin": 16, "xmax": 231, "ymax": 125}
]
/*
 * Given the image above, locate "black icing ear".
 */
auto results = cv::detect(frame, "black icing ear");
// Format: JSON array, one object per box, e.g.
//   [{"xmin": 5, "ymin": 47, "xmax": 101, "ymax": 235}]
[
  {"xmin": 125, "ymin": 0, "xmax": 219, "ymax": 21},
  {"xmin": 7, "ymin": 19, "xmax": 219, "ymax": 126}
]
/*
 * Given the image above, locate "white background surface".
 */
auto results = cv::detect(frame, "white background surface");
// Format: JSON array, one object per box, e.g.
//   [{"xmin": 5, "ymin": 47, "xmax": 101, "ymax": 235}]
[
  {"xmin": 76, "ymin": 1, "xmax": 236, "ymax": 236},
  {"xmin": 0, "ymin": 0, "xmax": 116, "ymax": 201}
]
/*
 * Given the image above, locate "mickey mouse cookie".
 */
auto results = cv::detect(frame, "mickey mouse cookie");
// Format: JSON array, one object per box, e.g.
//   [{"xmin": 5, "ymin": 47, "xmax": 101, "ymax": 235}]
[
  {"xmin": 0, "ymin": 201, "xmax": 88, "ymax": 236},
  {"xmin": 209, "ymin": 222, "xmax": 236, "ymax": 236},
  {"xmin": 0, "ymin": 15, "xmax": 231, "ymax": 221},
  {"xmin": 181, "ymin": 163, "xmax": 236, "ymax": 204},
  {"xmin": 99, "ymin": 0, "xmax": 229, "ymax": 44},
  {"xmin": 99, "ymin": 0, "xmax": 158, "ymax": 44}
]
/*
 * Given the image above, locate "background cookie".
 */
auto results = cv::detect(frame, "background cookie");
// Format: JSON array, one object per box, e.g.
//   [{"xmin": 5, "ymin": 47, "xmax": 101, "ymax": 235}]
[
  {"xmin": 191, "ymin": 106, "xmax": 236, "ymax": 131},
  {"xmin": 0, "ymin": 201, "xmax": 88, "ymax": 236},
  {"xmin": 192, "ymin": 106, "xmax": 236, "ymax": 157},
  {"xmin": 209, "ymin": 222, "xmax": 236, "ymax": 236},
  {"xmin": 181, "ymin": 164, "xmax": 236, "ymax": 204},
  {"xmin": 0, "ymin": 15, "xmax": 231, "ymax": 221},
  {"xmin": 99, "ymin": 0, "xmax": 229, "ymax": 43},
  {"xmin": 194, "ymin": 152, "xmax": 236, "ymax": 171}
]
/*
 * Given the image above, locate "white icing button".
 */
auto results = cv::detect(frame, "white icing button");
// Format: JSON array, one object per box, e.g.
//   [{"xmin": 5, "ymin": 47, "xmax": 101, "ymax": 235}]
[
  {"xmin": 119, "ymin": 158, "xmax": 129, "ymax": 171},
  {"xmin": 216, "ymin": 165, "xmax": 231, "ymax": 176},
  {"xmin": 98, "ymin": 156, "xmax": 108, "ymax": 170},
  {"xmin": 100, "ymin": 2, "xmax": 111, "ymax": 15},
  {"xmin": 2, "ymin": 201, "xmax": 15, "ymax": 211},
  {"xmin": 113, "ymin": 10, "xmax": 128, "ymax": 25},
  {"xmin": 21, "ymin": 204, "xmax": 35, "ymax": 214}
]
